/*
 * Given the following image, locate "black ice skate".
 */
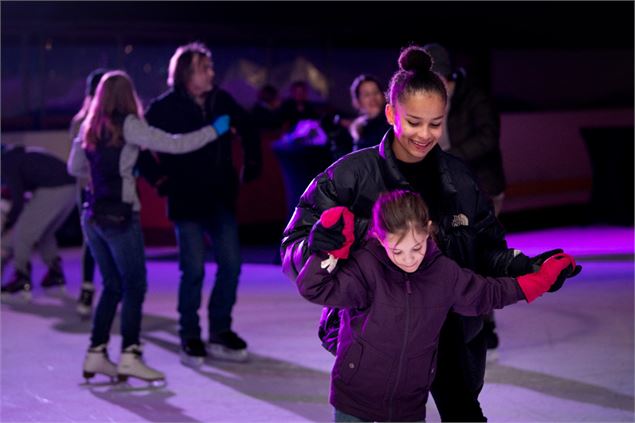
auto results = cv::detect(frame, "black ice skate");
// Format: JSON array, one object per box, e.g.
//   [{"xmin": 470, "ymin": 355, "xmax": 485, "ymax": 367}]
[
  {"xmin": 180, "ymin": 338, "xmax": 207, "ymax": 368},
  {"xmin": 207, "ymin": 330, "xmax": 249, "ymax": 362},
  {"xmin": 41, "ymin": 257, "xmax": 67, "ymax": 295},
  {"xmin": 1, "ymin": 267, "xmax": 32, "ymax": 302}
]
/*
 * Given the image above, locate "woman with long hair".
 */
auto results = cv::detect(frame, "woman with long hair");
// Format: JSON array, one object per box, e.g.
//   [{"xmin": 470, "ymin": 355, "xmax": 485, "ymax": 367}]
[{"xmin": 68, "ymin": 70, "xmax": 230, "ymax": 385}]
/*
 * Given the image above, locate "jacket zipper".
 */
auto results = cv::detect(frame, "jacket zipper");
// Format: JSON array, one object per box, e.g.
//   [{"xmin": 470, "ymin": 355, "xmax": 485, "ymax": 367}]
[{"xmin": 388, "ymin": 273, "xmax": 412, "ymax": 420}]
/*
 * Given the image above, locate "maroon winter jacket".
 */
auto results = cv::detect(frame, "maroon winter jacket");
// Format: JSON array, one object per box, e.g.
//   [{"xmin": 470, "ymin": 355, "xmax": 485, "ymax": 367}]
[{"xmin": 296, "ymin": 237, "xmax": 525, "ymax": 422}]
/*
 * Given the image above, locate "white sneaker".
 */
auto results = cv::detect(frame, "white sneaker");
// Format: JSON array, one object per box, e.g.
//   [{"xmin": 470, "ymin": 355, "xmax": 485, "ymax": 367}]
[
  {"xmin": 83, "ymin": 344, "xmax": 117, "ymax": 382},
  {"xmin": 117, "ymin": 344, "xmax": 165, "ymax": 383}
]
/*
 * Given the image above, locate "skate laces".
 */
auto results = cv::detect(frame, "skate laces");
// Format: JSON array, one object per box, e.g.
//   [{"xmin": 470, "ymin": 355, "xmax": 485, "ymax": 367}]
[{"xmin": 123, "ymin": 344, "xmax": 145, "ymax": 358}]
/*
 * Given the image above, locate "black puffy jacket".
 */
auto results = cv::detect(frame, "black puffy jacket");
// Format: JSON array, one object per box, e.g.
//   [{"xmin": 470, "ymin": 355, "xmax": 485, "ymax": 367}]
[
  {"xmin": 281, "ymin": 129, "xmax": 521, "ymax": 341},
  {"xmin": 446, "ymin": 70, "xmax": 506, "ymax": 197}
]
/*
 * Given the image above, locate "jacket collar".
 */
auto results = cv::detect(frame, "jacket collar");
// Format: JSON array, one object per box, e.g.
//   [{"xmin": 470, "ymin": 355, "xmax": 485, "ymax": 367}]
[
  {"xmin": 378, "ymin": 128, "xmax": 458, "ymax": 197},
  {"xmin": 364, "ymin": 236, "xmax": 443, "ymax": 275}
]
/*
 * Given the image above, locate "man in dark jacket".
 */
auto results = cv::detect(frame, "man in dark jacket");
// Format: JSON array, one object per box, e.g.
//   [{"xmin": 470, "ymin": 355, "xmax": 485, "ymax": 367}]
[
  {"xmin": 281, "ymin": 129, "xmax": 578, "ymax": 421},
  {"xmin": 139, "ymin": 42, "xmax": 261, "ymax": 367}
]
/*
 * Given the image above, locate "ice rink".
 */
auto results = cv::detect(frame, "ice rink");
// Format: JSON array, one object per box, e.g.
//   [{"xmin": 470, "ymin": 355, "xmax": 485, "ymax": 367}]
[{"xmin": 1, "ymin": 225, "xmax": 633, "ymax": 422}]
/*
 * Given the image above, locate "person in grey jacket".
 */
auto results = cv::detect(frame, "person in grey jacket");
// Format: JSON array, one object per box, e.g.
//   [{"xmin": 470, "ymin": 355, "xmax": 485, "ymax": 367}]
[
  {"xmin": 68, "ymin": 70, "xmax": 229, "ymax": 385},
  {"xmin": 1, "ymin": 144, "xmax": 76, "ymax": 299},
  {"xmin": 297, "ymin": 190, "xmax": 577, "ymax": 422}
]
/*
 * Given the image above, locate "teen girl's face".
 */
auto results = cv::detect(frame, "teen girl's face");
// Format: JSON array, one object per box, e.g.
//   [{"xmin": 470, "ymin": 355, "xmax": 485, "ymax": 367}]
[
  {"xmin": 356, "ymin": 81, "xmax": 385, "ymax": 118},
  {"xmin": 186, "ymin": 55, "xmax": 214, "ymax": 97},
  {"xmin": 378, "ymin": 229, "xmax": 429, "ymax": 273},
  {"xmin": 385, "ymin": 91, "xmax": 445, "ymax": 163}
]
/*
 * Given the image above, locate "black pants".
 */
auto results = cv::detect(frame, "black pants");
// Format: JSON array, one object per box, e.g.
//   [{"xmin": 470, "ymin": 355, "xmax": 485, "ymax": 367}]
[{"xmin": 430, "ymin": 312, "xmax": 488, "ymax": 422}]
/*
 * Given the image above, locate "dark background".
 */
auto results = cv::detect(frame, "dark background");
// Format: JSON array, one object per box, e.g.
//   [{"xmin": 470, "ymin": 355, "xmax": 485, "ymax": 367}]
[{"xmin": 2, "ymin": 1, "xmax": 633, "ymax": 130}]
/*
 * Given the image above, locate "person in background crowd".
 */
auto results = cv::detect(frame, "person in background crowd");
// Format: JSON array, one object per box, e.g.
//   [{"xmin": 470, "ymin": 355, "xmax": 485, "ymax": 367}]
[
  {"xmin": 279, "ymin": 80, "xmax": 321, "ymax": 132},
  {"xmin": 348, "ymin": 74, "xmax": 391, "ymax": 152},
  {"xmin": 251, "ymin": 84, "xmax": 283, "ymax": 131},
  {"xmin": 1, "ymin": 144, "xmax": 76, "ymax": 300}
]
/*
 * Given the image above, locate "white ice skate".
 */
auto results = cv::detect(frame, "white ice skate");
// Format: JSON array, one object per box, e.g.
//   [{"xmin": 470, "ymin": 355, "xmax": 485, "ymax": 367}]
[
  {"xmin": 117, "ymin": 344, "xmax": 166, "ymax": 387},
  {"xmin": 82, "ymin": 344, "xmax": 117, "ymax": 383}
]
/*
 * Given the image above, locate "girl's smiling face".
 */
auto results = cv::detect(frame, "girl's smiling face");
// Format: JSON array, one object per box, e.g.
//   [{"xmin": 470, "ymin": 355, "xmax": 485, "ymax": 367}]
[
  {"xmin": 378, "ymin": 228, "xmax": 429, "ymax": 273},
  {"xmin": 386, "ymin": 90, "xmax": 445, "ymax": 163}
]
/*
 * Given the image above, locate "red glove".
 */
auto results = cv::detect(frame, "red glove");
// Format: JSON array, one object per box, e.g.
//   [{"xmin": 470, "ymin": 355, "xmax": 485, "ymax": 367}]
[
  {"xmin": 517, "ymin": 253, "xmax": 577, "ymax": 303},
  {"xmin": 308, "ymin": 206, "xmax": 355, "ymax": 259}
]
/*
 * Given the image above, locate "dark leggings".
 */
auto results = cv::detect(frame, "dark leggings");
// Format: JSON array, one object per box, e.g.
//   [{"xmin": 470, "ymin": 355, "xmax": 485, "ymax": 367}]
[{"xmin": 430, "ymin": 313, "xmax": 488, "ymax": 422}]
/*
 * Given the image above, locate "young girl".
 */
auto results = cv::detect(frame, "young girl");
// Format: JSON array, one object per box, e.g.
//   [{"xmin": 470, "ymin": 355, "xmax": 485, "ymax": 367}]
[
  {"xmin": 68, "ymin": 70, "xmax": 230, "ymax": 385},
  {"xmin": 297, "ymin": 190, "xmax": 577, "ymax": 422}
]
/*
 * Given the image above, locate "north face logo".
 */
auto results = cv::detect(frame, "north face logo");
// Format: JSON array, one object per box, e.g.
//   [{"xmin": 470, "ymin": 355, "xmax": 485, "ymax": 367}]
[{"xmin": 451, "ymin": 214, "xmax": 469, "ymax": 227}]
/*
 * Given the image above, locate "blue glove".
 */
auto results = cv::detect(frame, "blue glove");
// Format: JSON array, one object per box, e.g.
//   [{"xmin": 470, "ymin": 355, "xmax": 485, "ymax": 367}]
[{"xmin": 211, "ymin": 115, "xmax": 230, "ymax": 137}]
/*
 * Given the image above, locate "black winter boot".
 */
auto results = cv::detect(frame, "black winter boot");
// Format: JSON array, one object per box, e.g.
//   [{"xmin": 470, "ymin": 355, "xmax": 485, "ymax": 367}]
[
  {"xmin": 1, "ymin": 265, "xmax": 32, "ymax": 301},
  {"xmin": 41, "ymin": 257, "xmax": 66, "ymax": 289}
]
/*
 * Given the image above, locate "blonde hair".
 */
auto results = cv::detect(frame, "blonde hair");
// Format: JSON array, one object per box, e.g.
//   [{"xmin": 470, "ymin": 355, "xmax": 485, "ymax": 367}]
[{"xmin": 83, "ymin": 71, "xmax": 143, "ymax": 150}]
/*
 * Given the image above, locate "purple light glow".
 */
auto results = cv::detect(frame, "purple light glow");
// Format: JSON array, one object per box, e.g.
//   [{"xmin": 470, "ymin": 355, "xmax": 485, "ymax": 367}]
[{"xmin": 505, "ymin": 225, "xmax": 634, "ymax": 258}]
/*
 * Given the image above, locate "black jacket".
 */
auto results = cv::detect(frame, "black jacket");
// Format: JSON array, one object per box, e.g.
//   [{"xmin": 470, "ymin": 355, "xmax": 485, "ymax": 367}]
[
  {"xmin": 140, "ymin": 87, "xmax": 261, "ymax": 220},
  {"xmin": 447, "ymin": 71, "xmax": 506, "ymax": 196},
  {"xmin": 281, "ymin": 129, "xmax": 521, "ymax": 340}
]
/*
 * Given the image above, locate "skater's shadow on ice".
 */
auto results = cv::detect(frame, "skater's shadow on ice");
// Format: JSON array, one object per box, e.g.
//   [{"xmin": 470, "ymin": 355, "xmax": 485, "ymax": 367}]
[
  {"xmin": 486, "ymin": 362, "xmax": 635, "ymax": 412},
  {"xmin": 1, "ymin": 295, "xmax": 178, "ymax": 336},
  {"xmin": 87, "ymin": 384, "xmax": 200, "ymax": 423},
  {"xmin": 142, "ymin": 333, "xmax": 332, "ymax": 422}
]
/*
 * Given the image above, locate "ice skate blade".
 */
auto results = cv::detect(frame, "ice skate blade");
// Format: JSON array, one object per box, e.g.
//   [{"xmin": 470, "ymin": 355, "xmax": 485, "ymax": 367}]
[
  {"xmin": 81, "ymin": 371, "xmax": 117, "ymax": 385},
  {"xmin": 117, "ymin": 374, "xmax": 167, "ymax": 388},
  {"xmin": 179, "ymin": 351, "xmax": 204, "ymax": 368},
  {"xmin": 207, "ymin": 344, "xmax": 249, "ymax": 363}
]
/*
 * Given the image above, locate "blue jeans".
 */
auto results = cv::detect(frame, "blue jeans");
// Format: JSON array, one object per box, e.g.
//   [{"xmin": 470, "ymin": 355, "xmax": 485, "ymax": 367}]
[
  {"xmin": 82, "ymin": 212, "xmax": 147, "ymax": 350},
  {"xmin": 174, "ymin": 206, "xmax": 242, "ymax": 342}
]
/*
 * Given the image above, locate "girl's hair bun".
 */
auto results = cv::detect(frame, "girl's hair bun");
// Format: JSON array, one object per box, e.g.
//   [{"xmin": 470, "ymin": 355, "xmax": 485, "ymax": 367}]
[{"xmin": 398, "ymin": 46, "xmax": 432, "ymax": 73}]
